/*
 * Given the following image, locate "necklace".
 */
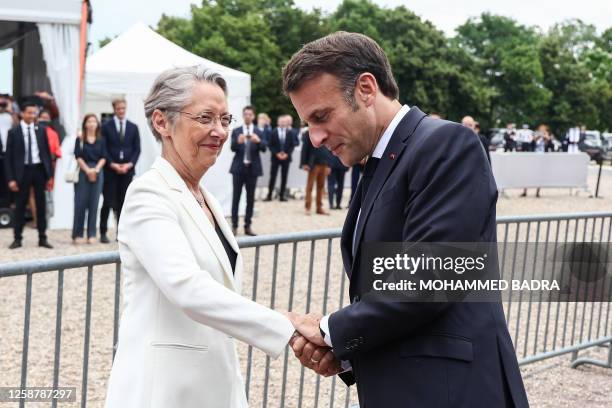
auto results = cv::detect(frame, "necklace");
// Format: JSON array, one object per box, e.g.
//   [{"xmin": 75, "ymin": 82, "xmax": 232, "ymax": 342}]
[{"xmin": 189, "ymin": 188, "xmax": 205, "ymax": 208}]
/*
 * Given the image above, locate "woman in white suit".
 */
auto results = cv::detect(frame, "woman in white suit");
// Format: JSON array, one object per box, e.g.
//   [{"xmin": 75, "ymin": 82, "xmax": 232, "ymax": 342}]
[{"xmin": 104, "ymin": 66, "xmax": 298, "ymax": 408}]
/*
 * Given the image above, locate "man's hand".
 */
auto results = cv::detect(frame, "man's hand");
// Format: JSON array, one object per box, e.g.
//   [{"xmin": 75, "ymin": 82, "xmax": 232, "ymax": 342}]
[
  {"xmin": 8, "ymin": 180, "xmax": 18, "ymax": 192},
  {"xmin": 238, "ymin": 134, "xmax": 246, "ymax": 144},
  {"xmin": 290, "ymin": 335, "xmax": 342, "ymax": 377},
  {"xmin": 110, "ymin": 163, "xmax": 122, "ymax": 173},
  {"xmin": 301, "ymin": 165, "xmax": 311, "ymax": 172},
  {"xmin": 287, "ymin": 311, "xmax": 326, "ymax": 346},
  {"xmin": 251, "ymin": 135, "xmax": 261, "ymax": 144}
]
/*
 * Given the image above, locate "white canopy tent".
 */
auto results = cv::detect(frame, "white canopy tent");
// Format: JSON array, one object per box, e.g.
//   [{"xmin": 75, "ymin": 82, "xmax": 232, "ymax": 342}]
[
  {"xmin": 0, "ymin": 0, "xmax": 86, "ymax": 229},
  {"xmin": 85, "ymin": 22, "xmax": 251, "ymax": 217}
]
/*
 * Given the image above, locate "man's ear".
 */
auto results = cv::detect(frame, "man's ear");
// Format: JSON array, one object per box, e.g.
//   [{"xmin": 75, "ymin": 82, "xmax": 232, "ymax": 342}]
[{"xmin": 356, "ymin": 72, "xmax": 378, "ymax": 107}]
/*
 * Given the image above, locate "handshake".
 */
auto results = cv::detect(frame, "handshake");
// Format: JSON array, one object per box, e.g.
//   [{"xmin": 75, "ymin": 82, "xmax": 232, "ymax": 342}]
[{"xmin": 285, "ymin": 312, "xmax": 344, "ymax": 377}]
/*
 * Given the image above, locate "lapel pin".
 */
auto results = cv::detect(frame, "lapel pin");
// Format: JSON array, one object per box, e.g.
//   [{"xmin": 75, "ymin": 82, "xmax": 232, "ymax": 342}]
[{"xmin": 389, "ymin": 153, "xmax": 396, "ymax": 160}]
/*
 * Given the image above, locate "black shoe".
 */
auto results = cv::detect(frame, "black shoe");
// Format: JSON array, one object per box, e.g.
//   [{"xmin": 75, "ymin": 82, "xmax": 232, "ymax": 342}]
[
  {"xmin": 280, "ymin": 197, "xmax": 288, "ymax": 202},
  {"xmin": 263, "ymin": 196, "xmax": 272, "ymax": 202},
  {"xmin": 232, "ymin": 226, "xmax": 237, "ymax": 236},
  {"xmin": 9, "ymin": 240, "xmax": 22, "ymax": 249},
  {"xmin": 100, "ymin": 234, "xmax": 110, "ymax": 244},
  {"xmin": 244, "ymin": 226, "xmax": 257, "ymax": 236},
  {"xmin": 38, "ymin": 239, "xmax": 53, "ymax": 249}
]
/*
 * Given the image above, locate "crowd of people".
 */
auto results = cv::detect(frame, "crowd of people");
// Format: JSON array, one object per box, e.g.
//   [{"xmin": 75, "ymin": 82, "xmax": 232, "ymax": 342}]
[
  {"xmin": 228, "ymin": 105, "xmax": 354, "ymax": 236},
  {"xmin": 1, "ymin": 88, "xmax": 599, "ymax": 246},
  {"xmin": 0, "ymin": 95, "xmax": 140, "ymax": 249}
]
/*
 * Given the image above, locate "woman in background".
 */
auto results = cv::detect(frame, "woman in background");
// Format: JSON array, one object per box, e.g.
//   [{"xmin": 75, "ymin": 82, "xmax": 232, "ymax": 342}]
[{"xmin": 72, "ymin": 114, "xmax": 107, "ymax": 243}]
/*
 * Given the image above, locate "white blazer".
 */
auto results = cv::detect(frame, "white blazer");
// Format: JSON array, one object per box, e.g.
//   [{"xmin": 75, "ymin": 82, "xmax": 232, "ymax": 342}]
[{"xmin": 104, "ymin": 157, "xmax": 294, "ymax": 408}]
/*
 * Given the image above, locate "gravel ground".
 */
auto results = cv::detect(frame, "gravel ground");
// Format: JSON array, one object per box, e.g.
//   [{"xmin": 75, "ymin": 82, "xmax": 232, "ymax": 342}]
[{"xmin": 0, "ymin": 165, "xmax": 610, "ymax": 407}]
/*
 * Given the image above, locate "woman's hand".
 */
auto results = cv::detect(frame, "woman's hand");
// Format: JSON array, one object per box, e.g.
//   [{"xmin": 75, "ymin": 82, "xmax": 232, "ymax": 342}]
[{"xmin": 86, "ymin": 168, "xmax": 97, "ymax": 183}]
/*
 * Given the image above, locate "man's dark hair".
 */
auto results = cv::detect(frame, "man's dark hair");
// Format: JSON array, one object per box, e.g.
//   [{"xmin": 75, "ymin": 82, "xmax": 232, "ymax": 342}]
[
  {"xmin": 21, "ymin": 101, "xmax": 38, "ymax": 111},
  {"xmin": 282, "ymin": 31, "xmax": 399, "ymax": 109},
  {"xmin": 39, "ymin": 109, "xmax": 52, "ymax": 118},
  {"xmin": 243, "ymin": 105, "xmax": 256, "ymax": 114}
]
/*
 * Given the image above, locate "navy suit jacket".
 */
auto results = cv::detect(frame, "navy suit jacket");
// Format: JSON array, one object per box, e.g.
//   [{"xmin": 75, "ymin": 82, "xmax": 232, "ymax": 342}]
[
  {"xmin": 268, "ymin": 127, "xmax": 297, "ymax": 162},
  {"xmin": 229, "ymin": 126, "xmax": 266, "ymax": 176},
  {"xmin": 101, "ymin": 117, "xmax": 141, "ymax": 176},
  {"xmin": 4, "ymin": 124, "xmax": 52, "ymax": 184},
  {"xmin": 330, "ymin": 107, "xmax": 529, "ymax": 407}
]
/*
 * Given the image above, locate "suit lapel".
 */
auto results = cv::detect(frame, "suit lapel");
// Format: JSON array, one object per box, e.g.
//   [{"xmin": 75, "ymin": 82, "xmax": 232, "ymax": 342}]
[
  {"xmin": 35, "ymin": 126, "xmax": 46, "ymax": 153},
  {"xmin": 203, "ymin": 188, "xmax": 244, "ymax": 291},
  {"xmin": 153, "ymin": 157, "xmax": 237, "ymax": 292},
  {"xmin": 349, "ymin": 107, "xmax": 428, "ymax": 275},
  {"xmin": 178, "ymin": 189, "xmax": 236, "ymax": 292}
]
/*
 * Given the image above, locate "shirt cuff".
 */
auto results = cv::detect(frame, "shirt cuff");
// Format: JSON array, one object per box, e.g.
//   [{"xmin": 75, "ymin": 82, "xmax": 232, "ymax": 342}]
[
  {"xmin": 320, "ymin": 315, "xmax": 352, "ymax": 373},
  {"xmin": 319, "ymin": 314, "xmax": 333, "ymax": 347},
  {"xmin": 340, "ymin": 360, "xmax": 352, "ymax": 372}
]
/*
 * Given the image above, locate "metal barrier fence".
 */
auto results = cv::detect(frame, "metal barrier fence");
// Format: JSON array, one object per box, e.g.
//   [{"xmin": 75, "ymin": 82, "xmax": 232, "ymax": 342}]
[{"xmin": 0, "ymin": 212, "xmax": 611, "ymax": 407}]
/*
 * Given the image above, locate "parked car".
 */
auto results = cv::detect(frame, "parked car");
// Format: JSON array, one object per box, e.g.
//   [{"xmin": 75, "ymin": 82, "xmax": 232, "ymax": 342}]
[
  {"xmin": 487, "ymin": 128, "xmax": 506, "ymax": 151},
  {"xmin": 602, "ymin": 132, "xmax": 612, "ymax": 159},
  {"xmin": 580, "ymin": 130, "xmax": 605, "ymax": 162}
]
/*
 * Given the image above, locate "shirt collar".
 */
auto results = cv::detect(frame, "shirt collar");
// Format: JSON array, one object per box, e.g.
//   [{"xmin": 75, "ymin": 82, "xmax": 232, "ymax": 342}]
[
  {"xmin": 371, "ymin": 104, "xmax": 411, "ymax": 159},
  {"xmin": 20, "ymin": 120, "xmax": 34, "ymax": 131}
]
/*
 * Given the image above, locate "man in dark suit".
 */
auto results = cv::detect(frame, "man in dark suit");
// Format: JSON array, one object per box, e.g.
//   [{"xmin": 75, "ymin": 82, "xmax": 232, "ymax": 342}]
[
  {"xmin": 4, "ymin": 101, "xmax": 53, "ymax": 248},
  {"xmin": 230, "ymin": 105, "xmax": 265, "ymax": 236},
  {"xmin": 265, "ymin": 115, "xmax": 297, "ymax": 201},
  {"xmin": 283, "ymin": 32, "xmax": 529, "ymax": 407},
  {"xmin": 99, "ymin": 98, "xmax": 140, "ymax": 243}
]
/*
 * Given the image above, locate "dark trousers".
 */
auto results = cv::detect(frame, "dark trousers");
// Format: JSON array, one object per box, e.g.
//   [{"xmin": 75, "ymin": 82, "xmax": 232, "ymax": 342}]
[
  {"xmin": 14, "ymin": 164, "xmax": 47, "ymax": 241},
  {"xmin": 100, "ymin": 169, "xmax": 133, "ymax": 236},
  {"xmin": 327, "ymin": 169, "xmax": 346, "ymax": 208},
  {"xmin": 350, "ymin": 164, "xmax": 361, "ymax": 201},
  {"xmin": 0, "ymin": 157, "xmax": 8, "ymax": 206},
  {"xmin": 268, "ymin": 158, "xmax": 290, "ymax": 199},
  {"xmin": 231, "ymin": 166, "xmax": 258, "ymax": 228},
  {"xmin": 73, "ymin": 170, "xmax": 104, "ymax": 239}
]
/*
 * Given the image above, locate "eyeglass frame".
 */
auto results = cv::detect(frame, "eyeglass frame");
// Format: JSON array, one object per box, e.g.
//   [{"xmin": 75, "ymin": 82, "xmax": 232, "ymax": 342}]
[{"xmin": 166, "ymin": 110, "xmax": 236, "ymax": 129}]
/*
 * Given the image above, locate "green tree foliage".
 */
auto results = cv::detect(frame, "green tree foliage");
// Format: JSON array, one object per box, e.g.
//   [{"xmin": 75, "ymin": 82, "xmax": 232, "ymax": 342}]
[
  {"xmin": 455, "ymin": 14, "xmax": 551, "ymax": 127},
  {"xmin": 147, "ymin": 1, "xmax": 610, "ymax": 133}
]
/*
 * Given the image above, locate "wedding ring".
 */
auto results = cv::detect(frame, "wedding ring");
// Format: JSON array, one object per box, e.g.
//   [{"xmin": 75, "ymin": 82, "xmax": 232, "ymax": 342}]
[{"xmin": 310, "ymin": 358, "xmax": 320, "ymax": 364}]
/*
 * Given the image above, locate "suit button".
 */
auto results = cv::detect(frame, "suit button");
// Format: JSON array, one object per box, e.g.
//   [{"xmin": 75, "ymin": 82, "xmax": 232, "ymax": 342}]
[{"xmin": 352, "ymin": 295, "xmax": 360, "ymax": 303}]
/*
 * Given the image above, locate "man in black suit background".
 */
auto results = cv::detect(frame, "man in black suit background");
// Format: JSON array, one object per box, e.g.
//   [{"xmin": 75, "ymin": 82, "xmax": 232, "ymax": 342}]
[
  {"xmin": 230, "ymin": 105, "xmax": 265, "ymax": 236},
  {"xmin": 99, "ymin": 98, "xmax": 140, "ymax": 243},
  {"xmin": 265, "ymin": 114, "xmax": 297, "ymax": 201},
  {"xmin": 283, "ymin": 32, "xmax": 528, "ymax": 407},
  {"xmin": 4, "ymin": 101, "xmax": 53, "ymax": 248}
]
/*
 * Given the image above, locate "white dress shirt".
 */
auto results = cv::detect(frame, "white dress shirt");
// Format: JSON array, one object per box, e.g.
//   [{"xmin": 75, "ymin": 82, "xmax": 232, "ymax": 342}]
[
  {"xmin": 113, "ymin": 116, "xmax": 126, "ymax": 136},
  {"xmin": 20, "ymin": 120, "xmax": 41, "ymax": 164},
  {"xmin": 320, "ymin": 104, "xmax": 411, "ymax": 360},
  {"xmin": 243, "ymin": 124, "xmax": 254, "ymax": 164}
]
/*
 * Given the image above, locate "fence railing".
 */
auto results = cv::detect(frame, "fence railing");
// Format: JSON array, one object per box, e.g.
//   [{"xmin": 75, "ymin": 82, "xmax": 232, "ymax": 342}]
[{"xmin": 0, "ymin": 212, "xmax": 611, "ymax": 408}]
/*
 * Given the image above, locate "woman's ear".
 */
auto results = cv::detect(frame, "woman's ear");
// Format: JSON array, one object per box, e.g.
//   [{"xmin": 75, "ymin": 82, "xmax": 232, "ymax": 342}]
[{"xmin": 152, "ymin": 109, "xmax": 171, "ymax": 139}]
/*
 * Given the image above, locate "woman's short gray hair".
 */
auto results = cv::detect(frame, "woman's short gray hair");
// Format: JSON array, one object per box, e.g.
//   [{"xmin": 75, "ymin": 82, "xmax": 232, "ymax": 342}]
[{"xmin": 144, "ymin": 65, "xmax": 228, "ymax": 141}]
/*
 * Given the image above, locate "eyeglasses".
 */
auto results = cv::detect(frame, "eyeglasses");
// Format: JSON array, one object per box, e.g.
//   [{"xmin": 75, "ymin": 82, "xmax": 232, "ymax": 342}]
[{"xmin": 170, "ymin": 111, "xmax": 235, "ymax": 129}]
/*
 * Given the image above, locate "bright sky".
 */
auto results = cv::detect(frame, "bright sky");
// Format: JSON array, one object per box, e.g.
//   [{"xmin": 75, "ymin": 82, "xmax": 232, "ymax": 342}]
[
  {"xmin": 1, "ymin": 0, "xmax": 610, "ymax": 93},
  {"xmin": 87, "ymin": 0, "xmax": 610, "ymax": 48}
]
